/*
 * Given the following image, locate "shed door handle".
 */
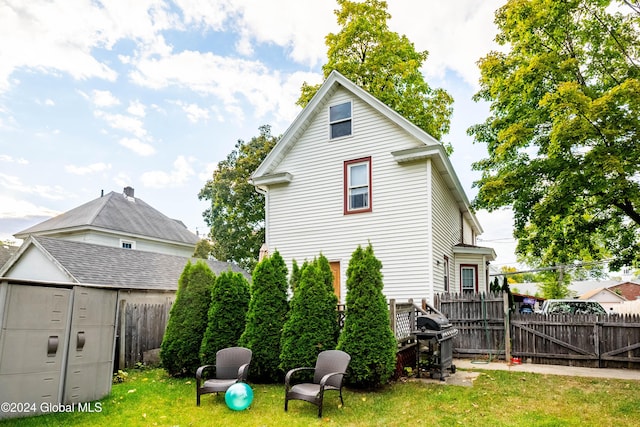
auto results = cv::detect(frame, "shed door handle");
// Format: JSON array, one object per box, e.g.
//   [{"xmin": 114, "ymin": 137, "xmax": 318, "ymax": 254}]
[
  {"xmin": 77, "ymin": 331, "xmax": 85, "ymax": 351},
  {"xmin": 47, "ymin": 336, "xmax": 59, "ymax": 357}
]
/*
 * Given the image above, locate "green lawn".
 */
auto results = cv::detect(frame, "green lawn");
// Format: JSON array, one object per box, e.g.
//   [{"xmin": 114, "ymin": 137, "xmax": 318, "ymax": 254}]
[{"xmin": 2, "ymin": 367, "xmax": 639, "ymax": 426}]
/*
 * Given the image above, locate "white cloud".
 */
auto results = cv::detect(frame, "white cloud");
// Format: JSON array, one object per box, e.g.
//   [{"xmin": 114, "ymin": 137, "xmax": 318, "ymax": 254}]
[
  {"xmin": 0, "ymin": 173, "xmax": 67, "ymax": 200},
  {"xmin": 118, "ymin": 138, "xmax": 155, "ymax": 156},
  {"xmin": 127, "ymin": 100, "xmax": 146, "ymax": 117},
  {"xmin": 0, "ymin": 194, "xmax": 60, "ymax": 219},
  {"xmin": 0, "ymin": 0, "xmax": 179, "ymax": 93},
  {"xmin": 94, "ymin": 111, "xmax": 147, "ymax": 139},
  {"xmin": 141, "ymin": 155, "xmax": 195, "ymax": 188},
  {"xmin": 0, "ymin": 155, "xmax": 28, "ymax": 165},
  {"xmin": 92, "ymin": 90, "xmax": 120, "ymax": 107},
  {"xmin": 172, "ymin": 101, "xmax": 210, "ymax": 123},
  {"xmin": 198, "ymin": 162, "xmax": 216, "ymax": 182},
  {"xmin": 65, "ymin": 162, "xmax": 112, "ymax": 175},
  {"xmin": 387, "ymin": 0, "xmax": 503, "ymax": 88}
]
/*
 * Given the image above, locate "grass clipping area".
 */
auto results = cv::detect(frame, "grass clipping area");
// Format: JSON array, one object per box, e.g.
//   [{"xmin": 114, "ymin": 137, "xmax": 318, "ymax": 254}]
[{"xmin": 2, "ymin": 367, "xmax": 640, "ymax": 427}]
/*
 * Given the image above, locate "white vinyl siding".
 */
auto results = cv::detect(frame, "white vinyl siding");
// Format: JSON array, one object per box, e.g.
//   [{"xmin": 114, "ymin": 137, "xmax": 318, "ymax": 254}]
[
  {"xmin": 430, "ymin": 166, "xmax": 463, "ymax": 294},
  {"xmin": 266, "ymin": 87, "xmax": 431, "ymax": 302},
  {"xmin": 41, "ymin": 230, "xmax": 194, "ymax": 257}
]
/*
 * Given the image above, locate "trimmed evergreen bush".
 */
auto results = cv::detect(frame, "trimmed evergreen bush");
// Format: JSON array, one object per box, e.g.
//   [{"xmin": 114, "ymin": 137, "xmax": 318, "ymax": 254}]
[
  {"xmin": 280, "ymin": 255, "xmax": 339, "ymax": 374},
  {"xmin": 337, "ymin": 243, "xmax": 396, "ymax": 389},
  {"xmin": 160, "ymin": 260, "xmax": 215, "ymax": 376},
  {"xmin": 239, "ymin": 250, "xmax": 289, "ymax": 382},
  {"xmin": 200, "ymin": 270, "xmax": 251, "ymax": 365}
]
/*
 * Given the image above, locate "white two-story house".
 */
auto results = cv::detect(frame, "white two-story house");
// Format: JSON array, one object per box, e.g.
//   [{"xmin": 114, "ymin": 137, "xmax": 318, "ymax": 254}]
[{"xmin": 252, "ymin": 71, "xmax": 495, "ymax": 304}]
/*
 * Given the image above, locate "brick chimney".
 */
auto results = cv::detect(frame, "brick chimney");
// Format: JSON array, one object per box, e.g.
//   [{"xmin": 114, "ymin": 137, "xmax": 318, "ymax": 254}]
[{"xmin": 123, "ymin": 186, "xmax": 135, "ymax": 198}]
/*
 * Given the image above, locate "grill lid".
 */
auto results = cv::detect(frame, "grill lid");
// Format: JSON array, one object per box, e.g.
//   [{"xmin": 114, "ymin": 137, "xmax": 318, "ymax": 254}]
[{"xmin": 416, "ymin": 313, "xmax": 452, "ymax": 332}]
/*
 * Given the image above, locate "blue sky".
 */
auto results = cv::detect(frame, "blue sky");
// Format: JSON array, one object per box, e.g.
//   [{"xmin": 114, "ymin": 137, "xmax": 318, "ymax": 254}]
[{"xmin": 0, "ymin": 0, "xmax": 519, "ymax": 267}]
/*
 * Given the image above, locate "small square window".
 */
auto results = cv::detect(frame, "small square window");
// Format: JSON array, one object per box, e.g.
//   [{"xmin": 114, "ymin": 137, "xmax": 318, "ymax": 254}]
[
  {"xmin": 121, "ymin": 240, "xmax": 135, "ymax": 250},
  {"xmin": 330, "ymin": 101, "xmax": 352, "ymax": 139}
]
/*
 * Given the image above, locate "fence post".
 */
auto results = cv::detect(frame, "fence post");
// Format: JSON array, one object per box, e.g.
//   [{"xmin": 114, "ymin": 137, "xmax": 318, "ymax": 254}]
[
  {"xmin": 503, "ymin": 292, "xmax": 511, "ymax": 363},
  {"xmin": 389, "ymin": 299, "xmax": 397, "ymax": 336}
]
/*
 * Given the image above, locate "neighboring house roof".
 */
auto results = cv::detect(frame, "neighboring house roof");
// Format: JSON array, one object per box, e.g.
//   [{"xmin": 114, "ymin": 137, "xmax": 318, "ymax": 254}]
[
  {"xmin": 251, "ymin": 70, "xmax": 483, "ymax": 235},
  {"xmin": 608, "ymin": 281, "xmax": 640, "ymax": 301},
  {"xmin": 0, "ymin": 245, "xmax": 18, "ymax": 270},
  {"xmin": 14, "ymin": 189, "xmax": 198, "ymax": 246},
  {"xmin": 0, "ymin": 236, "xmax": 249, "ymax": 291},
  {"xmin": 579, "ymin": 287, "xmax": 627, "ymax": 302}
]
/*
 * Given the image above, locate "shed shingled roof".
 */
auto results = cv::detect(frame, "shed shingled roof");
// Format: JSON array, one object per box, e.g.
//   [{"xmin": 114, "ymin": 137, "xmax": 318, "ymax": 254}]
[
  {"xmin": 24, "ymin": 236, "xmax": 249, "ymax": 291},
  {"xmin": 14, "ymin": 191, "xmax": 198, "ymax": 245}
]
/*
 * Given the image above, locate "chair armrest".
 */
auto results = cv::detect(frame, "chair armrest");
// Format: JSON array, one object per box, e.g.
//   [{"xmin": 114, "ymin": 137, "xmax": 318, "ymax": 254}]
[
  {"xmin": 284, "ymin": 367, "xmax": 314, "ymax": 388},
  {"xmin": 319, "ymin": 371, "xmax": 348, "ymax": 388},
  {"xmin": 237, "ymin": 363, "xmax": 251, "ymax": 381},
  {"xmin": 196, "ymin": 365, "xmax": 215, "ymax": 387}
]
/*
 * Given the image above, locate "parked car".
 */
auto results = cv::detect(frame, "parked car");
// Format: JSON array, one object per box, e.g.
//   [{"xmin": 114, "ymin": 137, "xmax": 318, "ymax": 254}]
[
  {"xmin": 539, "ymin": 299, "xmax": 607, "ymax": 315},
  {"xmin": 519, "ymin": 304, "xmax": 534, "ymax": 314}
]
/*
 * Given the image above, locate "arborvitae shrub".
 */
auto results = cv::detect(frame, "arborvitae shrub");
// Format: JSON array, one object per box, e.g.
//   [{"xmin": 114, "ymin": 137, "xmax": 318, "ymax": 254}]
[
  {"xmin": 161, "ymin": 260, "xmax": 215, "ymax": 376},
  {"xmin": 200, "ymin": 270, "xmax": 251, "ymax": 365},
  {"xmin": 239, "ymin": 250, "xmax": 289, "ymax": 382},
  {"xmin": 280, "ymin": 255, "xmax": 339, "ymax": 374},
  {"xmin": 337, "ymin": 243, "xmax": 396, "ymax": 389}
]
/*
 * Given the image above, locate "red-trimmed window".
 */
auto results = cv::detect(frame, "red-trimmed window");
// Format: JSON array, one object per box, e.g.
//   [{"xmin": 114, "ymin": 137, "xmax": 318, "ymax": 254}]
[
  {"xmin": 344, "ymin": 157, "xmax": 372, "ymax": 214},
  {"xmin": 461, "ymin": 264, "xmax": 478, "ymax": 293}
]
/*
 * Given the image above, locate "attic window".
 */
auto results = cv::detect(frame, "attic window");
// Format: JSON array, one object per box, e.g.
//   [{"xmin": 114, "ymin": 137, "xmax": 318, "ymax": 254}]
[
  {"xmin": 121, "ymin": 240, "xmax": 136, "ymax": 250},
  {"xmin": 329, "ymin": 101, "xmax": 352, "ymax": 139}
]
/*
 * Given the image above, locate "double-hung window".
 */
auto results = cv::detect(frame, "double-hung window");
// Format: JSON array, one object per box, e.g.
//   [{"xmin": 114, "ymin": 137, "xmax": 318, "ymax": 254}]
[
  {"xmin": 461, "ymin": 265, "xmax": 477, "ymax": 293},
  {"xmin": 344, "ymin": 157, "xmax": 371, "ymax": 214},
  {"xmin": 329, "ymin": 101, "xmax": 352, "ymax": 139}
]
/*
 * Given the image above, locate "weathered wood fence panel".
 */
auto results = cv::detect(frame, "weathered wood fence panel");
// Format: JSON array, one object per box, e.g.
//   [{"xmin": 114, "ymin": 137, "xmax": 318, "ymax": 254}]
[
  {"xmin": 120, "ymin": 302, "xmax": 172, "ymax": 368},
  {"xmin": 435, "ymin": 292, "xmax": 506, "ymax": 359},
  {"xmin": 599, "ymin": 315, "xmax": 640, "ymax": 368},
  {"xmin": 511, "ymin": 313, "xmax": 600, "ymax": 366}
]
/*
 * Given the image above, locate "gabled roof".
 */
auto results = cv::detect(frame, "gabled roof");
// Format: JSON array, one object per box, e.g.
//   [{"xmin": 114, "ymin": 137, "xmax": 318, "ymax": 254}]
[
  {"xmin": 0, "ymin": 236, "xmax": 249, "ymax": 291},
  {"xmin": 14, "ymin": 190, "xmax": 198, "ymax": 246},
  {"xmin": 251, "ymin": 70, "xmax": 483, "ymax": 234},
  {"xmin": 579, "ymin": 287, "xmax": 627, "ymax": 302}
]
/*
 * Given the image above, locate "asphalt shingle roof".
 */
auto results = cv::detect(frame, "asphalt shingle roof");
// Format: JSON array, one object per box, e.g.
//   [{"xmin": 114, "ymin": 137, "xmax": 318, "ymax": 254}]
[
  {"xmin": 32, "ymin": 236, "xmax": 249, "ymax": 291},
  {"xmin": 15, "ymin": 191, "xmax": 198, "ymax": 245}
]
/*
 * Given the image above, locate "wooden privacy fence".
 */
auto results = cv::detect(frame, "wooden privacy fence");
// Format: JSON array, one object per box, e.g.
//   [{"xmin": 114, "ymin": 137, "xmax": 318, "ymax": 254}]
[
  {"xmin": 418, "ymin": 292, "xmax": 640, "ymax": 369},
  {"xmin": 116, "ymin": 301, "xmax": 172, "ymax": 369},
  {"xmin": 510, "ymin": 312, "xmax": 640, "ymax": 368}
]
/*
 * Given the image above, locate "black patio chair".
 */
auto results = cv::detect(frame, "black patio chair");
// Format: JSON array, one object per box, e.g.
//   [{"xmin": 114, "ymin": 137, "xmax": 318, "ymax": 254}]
[
  {"xmin": 196, "ymin": 347, "xmax": 252, "ymax": 406},
  {"xmin": 284, "ymin": 349, "xmax": 350, "ymax": 418}
]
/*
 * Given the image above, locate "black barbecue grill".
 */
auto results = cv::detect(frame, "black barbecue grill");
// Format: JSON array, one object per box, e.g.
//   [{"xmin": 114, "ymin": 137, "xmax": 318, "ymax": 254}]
[{"xmin": 413, "ymin": 309, "xmax": 458, "ymax": 380}]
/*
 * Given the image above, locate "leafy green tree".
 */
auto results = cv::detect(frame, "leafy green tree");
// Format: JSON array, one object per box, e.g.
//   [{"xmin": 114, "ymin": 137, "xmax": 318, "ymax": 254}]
[
  {"xmin": 338, "ymin": 243, "xmax": 396, "ymax": 389},
  {"xmin": 470, "ymin": 0, "xmax": 640, "ymax": 271},
  {"xmin": 239, "ymin": 250, "xmax": 289, "ymax": 383},
  {"xmin": 539, "ymin": 269, "xmax": 570, "ymax": 299},
  {"xmin": 280, "ymin": 256, "xmax": 339, "ymax": 374},
  {"xmin": 193, "ymin": 239, "xmax": 212, "ymax": 259},
  {"xmin": 200, "ymin": 271, "xmax": 251, "ymax": 365},
  {"xmin": 298, "ymin": 0, "xmax": 453, "ymax": 146},
  {"xmin": 198, "ymin": 125, "xmax": 279, "ymax": 271},
  {"xmin": 161, "ymin": 261, "xmax": 215, "ymax": 376}
]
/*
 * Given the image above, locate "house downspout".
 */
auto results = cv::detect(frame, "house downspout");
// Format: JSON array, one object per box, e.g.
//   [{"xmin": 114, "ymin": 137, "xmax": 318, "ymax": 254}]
[
  {"xmin": 254, "ymin": 185, "xmax": 269, "ymax": 248},
  {"xmin": 426, "ymin": 158, "xmax": 434, "ymax": 305}
]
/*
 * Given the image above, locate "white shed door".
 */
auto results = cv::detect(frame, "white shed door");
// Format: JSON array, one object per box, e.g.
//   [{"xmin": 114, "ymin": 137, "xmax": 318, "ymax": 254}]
[
  {"xmin": 63, "ymin": 286, "xmax": 118, "ymax": 404},
  {"xmin": 0, "ymin": 284, "xmax": 71, "ymax": 415}
]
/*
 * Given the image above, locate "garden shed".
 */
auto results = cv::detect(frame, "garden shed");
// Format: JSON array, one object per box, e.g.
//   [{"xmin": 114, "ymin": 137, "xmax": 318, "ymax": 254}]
[{"xmin": 0, "ymin": 235, "xmax": 248, "ymax": 419}]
